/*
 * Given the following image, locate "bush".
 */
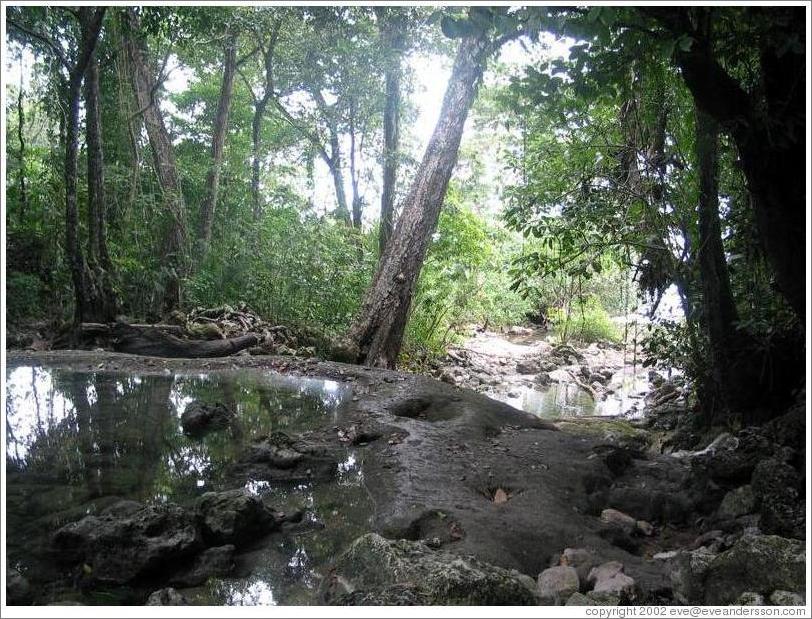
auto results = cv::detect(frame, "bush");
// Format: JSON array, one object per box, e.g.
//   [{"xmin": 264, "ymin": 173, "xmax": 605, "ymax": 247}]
[
  {"xmin": 6, "ymin": 272, "xmax": 46, "ymax": 323},
  {"xmin": 549, "ymin": 295, "xmax": 621, "ymax": 344}
]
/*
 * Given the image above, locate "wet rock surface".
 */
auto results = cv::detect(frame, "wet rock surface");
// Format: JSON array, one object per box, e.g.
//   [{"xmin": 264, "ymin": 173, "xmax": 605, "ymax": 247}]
[{"xmin": 5, "ymin": 350, "xmax": 806, "ymax": 606}]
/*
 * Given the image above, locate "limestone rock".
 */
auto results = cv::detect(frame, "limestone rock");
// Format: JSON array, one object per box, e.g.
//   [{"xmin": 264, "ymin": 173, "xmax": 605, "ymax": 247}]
[
  {"xmin": 735, "ymin": 591, "xmax": 765, "ymax": 606},
  {"xmin": 769, "ymin": 590, "xmax": 804, "ymax": 606},
  {"xmin": 537, "ymin": 566, "xmax": 579, "ymax": 605},
  {"xmin": 703, "ymin": 534, "xmax": 805, "ymax": 604},
  {"xmin": 559, "ymin": 547, "xmax": 595, "ymax": 587},
  {"xmin": 181, "ymin": 401, "xmax": 234, "ymax": 438},
  {"xmin": 669, "ymin": 547, "xmax": 716, "ymax": 605},
  {"xmin": 565, "ymin": 592, "xmax": 597, "ymax": 606},
  {"xmin": 751, "ymin": 458, "xmax": 804, "ymax": 539},
  {"xmin": 324, "ymin": 533, "xmax": 537, "ymax": 605},
  {"xmin": 717, "ymin": 485, "xmax": 756, "ymax": 519},
  {"xmin": 169, "ymin": 544, "xmax": 235, "ymax": 587},
  {"xmin": 195, "ymin": 489, "xmax": 279, "ymax": 546},
  {"xmin": 146, "ymin": 588, "xmax": 189, "ymax": 606},
  {"xmin": 600, "ymin": 508, "xmax": 637, "ymax": 534}
]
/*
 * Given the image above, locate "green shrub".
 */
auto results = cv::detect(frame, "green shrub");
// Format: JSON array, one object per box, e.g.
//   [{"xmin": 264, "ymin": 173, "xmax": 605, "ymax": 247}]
[
  {"xmin": 549, "ymin": 295, "xmax": 621, "ymax": 344},
  {"xmin": 6, "ymin": 272, "xmax": 45, "ymax": 323}
]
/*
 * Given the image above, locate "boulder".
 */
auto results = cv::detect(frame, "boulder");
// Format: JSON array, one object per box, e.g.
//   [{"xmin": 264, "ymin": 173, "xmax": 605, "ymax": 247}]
[
  {"xmin": 146, "ymin": 588, "xmax": 189, "ymax": 606},
  {"xmin": 769, "ymin": 590, "xmax": 804, "ymax": 606},
  {"xmin": 324, "ymin": 534, "xmax": 537, "ymax": 605},
  {"xmin": 717, "ymin": 485, "xmax": 756, "ymax": 520},
  {"xmin": 230, "ymin": 432, "xmax": 337, "ymax": 482},
  {"xmin": 587, "ymin": 561, "xmax": 624, "ymax": 588},
  {"xmin": 195, "ymin": 489, "xmax": 279, "ymax": 546},
  {"xmin": 516, "ymin": 359, "xmax": 539, "ymax": 375},
  {"xmin": 52, "ymin": 501, "xmax": 202, "ymax": 585},
  {"xmin": 600, "ymin": 509, "xmax": 637, "ymax": 535},
  {"xmin": 751, "ymin": 458, "xmax": 804, "ymax": 539},
  {"xmin": 180, "ymin": 401, "xmax": 234, "ymax": 437},
  {"xmin": 559, "ymin": 548, "xmax": 595, "ymax": 587},
  {"xmin": 534, "ymin": 372, "xmax": 551, "ymax": 387},
  {"xmin": 537, "ymin": 566, "xmax": 579, "ymax": 605},
  {"xmin": 735, "ymin": 591, "xmax": 765, "ymax": 606},
  {"xmin": 669, "ymin": 547, "xmax": 717, "ymax": 605},
  {"xmin": 703, "ymin": 534, "xmax": 805, "ymax": 604},
  {"xmin": 586, "ymin": 590, "xmax": 620, "ymax": 605}
]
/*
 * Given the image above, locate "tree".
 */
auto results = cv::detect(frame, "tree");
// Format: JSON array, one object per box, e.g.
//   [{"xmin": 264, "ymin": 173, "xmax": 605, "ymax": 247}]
[
  {"xmin": 197, "ymin": 30, "xmax": 238, "ymax": 250},
  {"xmin": 123, "ymin": 7, "xmax": 188, "ymax": 313},
  {"xmin": 343, "ymin": 10, "xmax": 513, "ymax": 368},
  {"xmin": 374, "ymin": 7, "xmax": 407, "ymax": 254}
]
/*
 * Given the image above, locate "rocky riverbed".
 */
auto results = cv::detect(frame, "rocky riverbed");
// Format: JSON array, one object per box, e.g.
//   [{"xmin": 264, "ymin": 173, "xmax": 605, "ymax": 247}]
[{"xmin": 5, "ymin": 350, "xmax": 806, "ymax": 607}]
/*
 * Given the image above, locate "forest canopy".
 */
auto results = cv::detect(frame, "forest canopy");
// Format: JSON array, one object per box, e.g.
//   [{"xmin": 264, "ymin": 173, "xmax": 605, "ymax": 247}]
[{"xmin": 4, "ymin": 4, "xmax": 807, "ymax": 424}]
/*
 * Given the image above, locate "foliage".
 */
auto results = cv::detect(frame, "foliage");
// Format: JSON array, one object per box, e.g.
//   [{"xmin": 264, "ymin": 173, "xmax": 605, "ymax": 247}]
[{"xmin": 549, "ymin": 295, "xmax": 621, "ymax": 345}]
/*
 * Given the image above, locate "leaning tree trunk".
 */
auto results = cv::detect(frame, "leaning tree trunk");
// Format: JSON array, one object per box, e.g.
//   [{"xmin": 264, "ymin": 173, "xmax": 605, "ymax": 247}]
[
  {"xmin": 124, "ymin": 8, "xmax": 187, "ymax": 313},
  {"xmin": 376, "ymin": 7, "xmax": 406, "ymax": 254},
  {"xmin": 343, "ymin": 33, "xmax": 492, "ymax": 368},
  {"xmin": 694, "ymin": 108, "xmax": 739, "ymax": 419},
  {"xmin": 198, "ymin": 31, "xmax": 237, "ymax": 250},
  {"xmin": 85, "ymin": 52, "xmax": 119, "ymax": 322},
  {"xmin": 65, "ymin": 8, "xmax": 107, "ymax": 325}
]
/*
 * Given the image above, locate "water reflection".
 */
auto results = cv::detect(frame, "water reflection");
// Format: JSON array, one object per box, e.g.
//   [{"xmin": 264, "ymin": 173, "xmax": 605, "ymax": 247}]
[{"xmin": 5, "ymin": 364, "xmax": 364, "ymax": 605}]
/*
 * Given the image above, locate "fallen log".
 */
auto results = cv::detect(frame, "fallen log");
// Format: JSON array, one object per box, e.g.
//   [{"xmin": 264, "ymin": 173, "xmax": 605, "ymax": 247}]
[
  {"xmin": 111, "ymin": 323, "xmax": 257, "ymax": 358},
  {"xmin": 80, "ymin": 322, "xmax": 186, "ymax": 336}
]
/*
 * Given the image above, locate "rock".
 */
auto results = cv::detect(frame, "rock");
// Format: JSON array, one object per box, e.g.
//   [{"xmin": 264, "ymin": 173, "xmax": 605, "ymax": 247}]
[
  {"xmin": 539, "ymin": 359, "xmax": 558, "ymax": 372},
  {"xmin": 537, "ymin": 566, "xmax": 579, "ymax": 605},
  {"xmin": 636, "ymin": 520, "xmax": 654, "ymax": 536},
  {"xmin": 516, "ymin": 360, "xmax": 539, "ymax": 375},
  {"xmin": 691, "ymin": 530, "xmax": 724, "ymax": 552},
  {"xmin": 332, "ymin": 584, "xmax": 430, "ymax": 605},
  {"xmin": 534, "ymin": 372, "xmax": 551, "ymax": 386},
  {"xmin": 586, "ymin": 590, "xmax": 621, "ymax": 605},
  {"xmin": 735, "ymin": 591, "xmax": 765, "ymax": 606},
  {"xmin": 717, "ymin": 485, "xmax": 756, "ymax": 520},
  {"xmin": 565, "ymin": 592, "xmax": 597, "ymax": 606},
  {"xmin": 600, "ymin": 509, "xmax": 637, "ymax": 535},
  {"xmin": 669, "ymin": 547, "xmax": 717, "ymax": 605},
  {"xmin": 52, "ymin": 501, "xmax": 202, "ymax": 585},
  {"xmin": 593, "ymin": 445, "xmax": 633, "ymax": 477},
  {"xmin": 169, "ymin": 544, "xmax": 235, "ymax": 587},
  {"xmin": 559, "ymin": 548, "xmax": 594, "ymax": 587},
  {"xmin": 751, "ymin": 458, "xmax": 804, "ymax": 539},
  {"xmin": 180, "ymin": 401, "xmax": 234, "ymax": 437},
  {"xmin": 439, "ymin": 370, "xmax": 458, "ymax": 385},
  {"xmin": 195, "ymin": 489, "xmax": 279, "ymax": 546},
  {"xmin": 6, "ymin": 567, "xmax": 32, "ymax": 604},
  {"xmin": 231, "ymin": 432, "xmax": 337, "ymax": 482},
  {"xmin": 587, "ymin": 561, "xmax": 624, "ymax": 588},
  {"xmin": 146, "ymin": 588, "xmax": 189, "ymax": 606},
  {"xmin": 703, "ymin": 534, "xmax": 805, "ymax": 604},
  {"xmin": 324, "ymin": 534, "xmax": 537, "ymax": 605},
  {"xmin": 695, "ymin": 429, "xmax": 773, "ymax": 484},
  {"xmin": 644, "ymin": 381, "xmax": 678, "ymax": 407},
  {"xmin": 769, "ymin": 590, "xmax": 804, "ymax": 606}
]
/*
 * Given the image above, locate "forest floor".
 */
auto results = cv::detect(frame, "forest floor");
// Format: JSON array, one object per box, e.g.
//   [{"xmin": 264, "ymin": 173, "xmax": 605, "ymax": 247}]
[{"xmin": 5, "ymin": 347, "xmax": 806, "ymax": 606}]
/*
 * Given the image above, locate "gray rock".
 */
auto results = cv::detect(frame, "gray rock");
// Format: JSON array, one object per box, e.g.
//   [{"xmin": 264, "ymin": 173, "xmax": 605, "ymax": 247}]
[
  {"xmin": 516, "ymin": 360, "xmax": 539, "ymax": 375},
  {"xmin": 718, "ymin": 485, "xmax": 756, "ymax": 519},
  {"xmin": 565, "ymin": 592, "xmax": 597, "ymax": 606},
  {"xmin": 600, "ymin": 508, "xmax": 637, "ymax": 534},
  {"xmin": 534, "ymin": 372, "xmax": 551, "ymax": 386},
  {"xmin": 52, "ymin": 501, "xmax": 202, "ymax": 585},
  {"xmin": 195, "ymin": 489, "xmax": 279, "ymax": 546},
  {"xmin": 169, "ymin": 544, "xmax": 235, "ymax": 587},
  {"xmin": 587, "ymin": 561, "xmax": 624, "ymax": 588},
  {"xmin": 559, "ymin": 547, "xmax": 594, "ymax": 587},
  {"xmin": 670, "ymin": 547, "xmax": 717, "ymax": 605},
  {"xmin": 751, "ymin": 458, "xmax": 804, "ymax": 539},
  {"xmin": 537, "ymin": 566, "xmax": 579, "ymax": 605},
  {"xmin": 636, "ymin": 520, "xmax": 654, "ymax": 536},
  {"xmin": 593, "ymin": 572, "xmax": 635, "ymax": 597},
  {"xmin": 735, "ymin": 591, "xmax": 765, "ymax": 606},
  {"xmin": 703, "ymin": 534, "xmax": 805, "ymax": 604},
  {"xmin": 769, "ymin": 590, "xmax": 804, "ymax": 606},
  {"xmin": 146, "ymin": 587, "xmax": 189, "ymax": 606},
  {"xmin": 586, "ymin": 590, "xmax": 621, "ymax": 605},
  {"xmin": 324, "ymin": 533, "xmax": 537, "ymax": 605}
]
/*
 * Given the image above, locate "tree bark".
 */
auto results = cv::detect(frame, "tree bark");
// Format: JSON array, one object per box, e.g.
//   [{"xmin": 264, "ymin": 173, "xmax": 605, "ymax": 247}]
[
  {"xmin": 198, "ymin": 31, "xmax": 238, "ymax": 249},
  {"xmin": 65, "ymin": 8, "xmax": 106, "ymax": 325},
  {"xmin": 344, "ymin": 33, "xmax": 492, "ymax": 368},
  {"xmin": 112, "ymin": 323, "xmax": 257, "ymax": 358},
  {"xmin": 349, "ymin": 98, "xmax": 363, "ymax": 228},
  {"xmin": 84, "ymin": 51, "xmax": 119, "ymax": 321},
  {"xmin": 16, "ymin": 57, "xmax": 29, "ymax": 222},
  {"xmin": 377, "ymin": 10, "xmax": 405, "ymax": 255},
  {"xmin": 124, "ymin": 8, "xmax": 187, "ymax": 312},
  {"xmin": 694, "ymin": 107, "xmax": 739, "ymax": 417}
]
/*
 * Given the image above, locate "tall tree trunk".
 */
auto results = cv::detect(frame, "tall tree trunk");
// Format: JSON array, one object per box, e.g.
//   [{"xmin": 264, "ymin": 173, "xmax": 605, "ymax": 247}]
[
  {"xmin": 344, "ymin": 33, "xmax": 492, "ymax": 368},
  {"xmin": 124, "ymin": 8, "xmax": 187, "ymax": 313},
  {"xmin": 198, "ymin": 31, "xmax": 238, "ymax": 250},
  {"xmin": 16, "ymin": 57, "xmax": 29, "ymax": 222},
  {"xmin": 349, "ymin": 99, "xmax": 363, "ymax": 228},
  {"xmin": 694, "ymin": 107, "xmax": 739, "ymax": 418},
  {"xmin": 327, "ymin": 149, "xmax": 350, "ymax": 224},
  {"xmin": 84, "ymin": 52, "xmax": 119, "ymax": 321},
  {"xmin": 376, "ymin": 8, "xmax": 406, "ymax": 255},
  {"xmin": 65, "ymin": 8, "xmax": 106, "ymax": 325}
]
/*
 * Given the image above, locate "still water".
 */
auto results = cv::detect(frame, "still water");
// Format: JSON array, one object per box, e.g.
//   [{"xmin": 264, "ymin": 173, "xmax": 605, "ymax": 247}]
[{"xmin": 5, "ymin": 365, "xmax": 372, "ymax": 605}]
